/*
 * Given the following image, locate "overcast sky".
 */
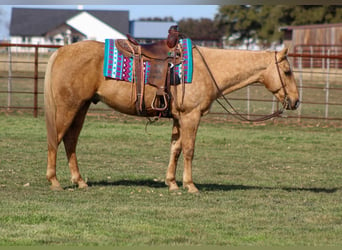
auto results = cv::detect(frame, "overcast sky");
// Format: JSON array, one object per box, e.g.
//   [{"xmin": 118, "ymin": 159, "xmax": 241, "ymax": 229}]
[{"xmin": 0, "ymin": 5, "xmax": 219, "ymax": 40}]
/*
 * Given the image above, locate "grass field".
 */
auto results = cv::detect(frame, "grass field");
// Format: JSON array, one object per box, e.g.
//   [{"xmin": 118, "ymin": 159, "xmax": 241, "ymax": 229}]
[{"xmin": 0, "ymin": 114, "xmax": 342, "ymax": 246}]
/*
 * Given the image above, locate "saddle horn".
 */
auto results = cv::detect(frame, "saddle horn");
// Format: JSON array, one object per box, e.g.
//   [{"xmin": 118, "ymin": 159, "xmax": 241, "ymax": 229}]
[{"xmin": 167, "ymin": 25, "xmax": 180, "ymax": 48}]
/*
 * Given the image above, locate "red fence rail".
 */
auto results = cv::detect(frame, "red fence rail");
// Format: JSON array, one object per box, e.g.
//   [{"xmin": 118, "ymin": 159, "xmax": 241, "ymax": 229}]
[
  {"xmin": 1, "ymin": 43, "xmax": 342, "ymax": 123},
  {"xmin": 293, "ymin": 44, "xmax": 342, "ymax": 68}
]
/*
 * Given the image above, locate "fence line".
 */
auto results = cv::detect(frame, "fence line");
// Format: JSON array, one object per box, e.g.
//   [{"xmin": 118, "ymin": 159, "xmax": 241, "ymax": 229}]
[
  {"xmin": 1, "ymin": 43, "xmax": 342, "ymax": 123},
  {"xmin": 0, "ymin": 43, "xmax": 60, "ymax": 117}
]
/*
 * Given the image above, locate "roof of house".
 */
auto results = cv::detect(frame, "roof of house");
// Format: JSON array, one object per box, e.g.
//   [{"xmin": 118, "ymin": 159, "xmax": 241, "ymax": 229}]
[
  {"xmin": 130, "ymin": 20, "xmax": 178, "ymax": 39},
  {"xmin": 66, "ymin": 12, "xmax": 126, "ymax": 41},
  {"xmin": 10, "ymin": 8, "xmax": 129, "ymax": 36}
]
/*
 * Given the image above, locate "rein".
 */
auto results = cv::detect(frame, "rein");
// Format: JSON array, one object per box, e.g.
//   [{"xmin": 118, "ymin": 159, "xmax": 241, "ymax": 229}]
[{"xmin": 194, "ymin": 45, "xmax": 287, "ymax": 122}]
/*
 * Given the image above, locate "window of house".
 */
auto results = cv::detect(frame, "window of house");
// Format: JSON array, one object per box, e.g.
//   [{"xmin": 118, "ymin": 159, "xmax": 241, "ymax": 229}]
[{"xmin": 22, "ymin": 36, "xmax": 32, "ymax": 43}]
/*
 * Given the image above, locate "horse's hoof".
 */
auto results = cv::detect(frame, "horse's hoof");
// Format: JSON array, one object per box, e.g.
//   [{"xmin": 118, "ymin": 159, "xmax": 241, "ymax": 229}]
[
  {"xmin": 78, "ymin": 181, "xmax": 88, "ymax": 189},
  {"xmin": 50, "ymin": 185, "xmax": 63, "ymax": 191},
  {"xmin": 183, "ymin": 182, "xmax": 199, "ymax": 194},
  {"xmin": 165, "ymin": 179, "xmax": 179, "ymax": 191},
  {"xmin": 168, "ymin": 184, "xmax": 179, "ymax": 192},
  {"xmin": 188, "ymin": 187, "xmax": 200, "ymax": 194},
  {"xmin": 71, "ymin": 177, "xmax": 88, "ymax": 189}
]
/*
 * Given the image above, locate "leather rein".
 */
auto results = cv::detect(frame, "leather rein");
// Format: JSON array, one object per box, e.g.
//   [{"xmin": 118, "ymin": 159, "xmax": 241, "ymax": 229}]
[{"xmin": 194, "ymin": 45, "xmax": 288, "ymax": 122}]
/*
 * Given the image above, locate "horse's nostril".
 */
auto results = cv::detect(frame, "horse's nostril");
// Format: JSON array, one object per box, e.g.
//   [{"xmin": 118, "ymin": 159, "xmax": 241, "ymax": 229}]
[{"xmin": 294, "ymin": 100, "xmax": 300, "ymax": 110}]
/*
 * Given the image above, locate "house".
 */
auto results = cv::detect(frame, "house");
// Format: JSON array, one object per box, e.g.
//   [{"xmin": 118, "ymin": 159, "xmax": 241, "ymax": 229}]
[
  {"xmin": 9, "ymin": 8, "xmax": 181, "ymax": 52},
  {"xmin": 9, "ymin": 8, "xmax": 129, "ymax": 51}
]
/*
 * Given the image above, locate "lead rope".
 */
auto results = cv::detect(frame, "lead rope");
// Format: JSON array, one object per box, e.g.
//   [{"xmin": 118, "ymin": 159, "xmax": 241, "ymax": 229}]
[{"xmin": 194, "ymin": 45, "xmax": 285, "ymax": 122}]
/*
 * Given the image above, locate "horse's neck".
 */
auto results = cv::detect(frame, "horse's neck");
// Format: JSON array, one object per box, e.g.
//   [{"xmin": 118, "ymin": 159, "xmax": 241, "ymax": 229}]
[{"xmin": 199, "ymin": 47, "xmax": 272, "ymax": 95}]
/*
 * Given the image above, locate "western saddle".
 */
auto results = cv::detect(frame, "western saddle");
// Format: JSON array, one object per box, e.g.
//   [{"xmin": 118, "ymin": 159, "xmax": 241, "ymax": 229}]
[{"xmin": 115, "ymin": 25, "xmax": 182, "ymax": 117}]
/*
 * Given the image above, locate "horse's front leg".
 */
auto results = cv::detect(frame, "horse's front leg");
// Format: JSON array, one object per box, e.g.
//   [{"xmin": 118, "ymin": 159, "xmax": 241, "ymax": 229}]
[
  {"xmin": 179, "ymin": 110, "xmax": 201, "ymax": 193},
  {"xmin": 165, "ymin": 118, "xmax": 182, "ymax": 191}
]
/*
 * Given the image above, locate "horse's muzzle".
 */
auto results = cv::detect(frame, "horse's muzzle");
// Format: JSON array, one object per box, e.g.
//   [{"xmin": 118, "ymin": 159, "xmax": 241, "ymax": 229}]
[{"xmin": 286, "ymin": 98, "xmax": 300, "ymax": 110}]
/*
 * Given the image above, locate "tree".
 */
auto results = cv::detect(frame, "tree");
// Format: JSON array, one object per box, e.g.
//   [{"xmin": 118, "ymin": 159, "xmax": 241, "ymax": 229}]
[
  {"xmin": 216, "ymin": 5, "xmax": 262, "ymax": 48},
  {"xmin": 178, "ymin": 18, "xmax": 224, "ymax": 41},
  {"xmin": 138, "ymin": 17, "xmax": 175, "ymax": 22},
  {"xmin": 216, "ymin": 5, "xmax": 342, "ymax": 48}
]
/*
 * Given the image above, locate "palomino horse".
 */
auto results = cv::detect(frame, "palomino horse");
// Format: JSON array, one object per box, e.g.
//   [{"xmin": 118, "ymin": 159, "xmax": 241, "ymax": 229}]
[{"xmin": 44, "ymin": 40, "xmax": 299, "ymax": 193}]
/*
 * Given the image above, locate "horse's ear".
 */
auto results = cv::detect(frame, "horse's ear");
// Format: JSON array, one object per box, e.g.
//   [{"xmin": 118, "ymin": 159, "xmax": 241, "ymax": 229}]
[{"xmin": 276, "ymin": 47, "xmax": 289, "ymax": 62}]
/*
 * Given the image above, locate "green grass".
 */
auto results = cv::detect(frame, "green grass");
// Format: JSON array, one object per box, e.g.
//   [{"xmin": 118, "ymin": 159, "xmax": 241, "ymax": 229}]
[{"xmin": 1, "ymin": 114, "xmax": 342, "ymax": 246}]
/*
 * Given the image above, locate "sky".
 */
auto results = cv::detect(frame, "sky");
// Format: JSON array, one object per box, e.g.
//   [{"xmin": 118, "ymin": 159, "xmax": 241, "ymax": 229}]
[{"xmin": 0, "ymin": 5, "xmax": 220, "ymax": 40}]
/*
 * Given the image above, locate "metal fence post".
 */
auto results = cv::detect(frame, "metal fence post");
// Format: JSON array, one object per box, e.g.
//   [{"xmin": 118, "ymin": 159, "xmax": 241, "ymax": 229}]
[
  {"xmin": 325, "ymin": 50, "xmax": 330, "ymax": 120},
  {"xmin": 297, "ymin": 48, "xmax": 303, "ymax": 122},
  {"xmin": 7, "ymin": 47, "xmax": 12, "ymax": 111},
  {"xmin": 34, "ymin": 45, "xmax": 38, "ymax": 118},
  {"xmin": 247, "ymin": 85, "xmax": 250, "ymax": 120}
]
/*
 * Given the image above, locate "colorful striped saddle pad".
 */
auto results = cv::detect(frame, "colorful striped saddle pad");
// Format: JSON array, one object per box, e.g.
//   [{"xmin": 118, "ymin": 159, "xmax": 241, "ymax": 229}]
[{"xmin": 103, "ymin": 38, "xmax": 193, "ymax": 84}]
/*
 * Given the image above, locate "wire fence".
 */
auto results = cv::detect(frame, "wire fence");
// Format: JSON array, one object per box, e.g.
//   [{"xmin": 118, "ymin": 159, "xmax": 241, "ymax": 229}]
[{"xmin": 1, "ymin": 43, "xmax": 342, "ymax": 124}]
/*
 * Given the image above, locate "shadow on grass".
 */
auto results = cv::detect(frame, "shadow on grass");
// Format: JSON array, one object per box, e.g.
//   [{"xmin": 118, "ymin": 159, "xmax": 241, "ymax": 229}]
[
  {"xmin": 84, "ymin": 179, "xmax": 339, "ymax": 194},
  {"xmin": 197, "ymin": 183, "xmax": 338, "ymax": 193},
  {"xmin": 87, "ymin": 179, "xmax": 166, "ymax": 189}
]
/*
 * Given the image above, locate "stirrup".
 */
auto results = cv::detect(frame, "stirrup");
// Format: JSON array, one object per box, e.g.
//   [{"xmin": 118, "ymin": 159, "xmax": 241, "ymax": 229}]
[{"xmin": 151, "ymin": 92, "xmax": 168, "ymax": 112}]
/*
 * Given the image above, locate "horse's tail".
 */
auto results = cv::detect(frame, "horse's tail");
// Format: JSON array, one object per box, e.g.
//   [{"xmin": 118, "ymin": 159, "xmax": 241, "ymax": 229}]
[{"xmin": 44, "ymin": 50, "xmax": 59, "ymax": 150}]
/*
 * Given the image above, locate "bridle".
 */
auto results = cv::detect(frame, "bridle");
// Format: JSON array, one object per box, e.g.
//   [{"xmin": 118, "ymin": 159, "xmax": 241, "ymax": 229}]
[
  {"xmin": 274, "ymin": 51, "xmax": 289, "ymax": 110},
  {"xmin": 194, "ymin": 45, "xmax": 289, "ymax": 122}
]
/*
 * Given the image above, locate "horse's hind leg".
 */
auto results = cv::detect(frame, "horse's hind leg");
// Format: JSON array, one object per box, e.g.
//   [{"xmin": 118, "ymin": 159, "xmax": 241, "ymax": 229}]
[
  {"xmin": 165, "ymin": 118, "xmax": 182, "ymax": 191},
  {"xmin": 47, "ymin": 145, "xmax": 62, "ymax": 191},
  {"xmin": 63, "ymin": 102, "xmax": 91, "ymax": 188},
  {"xmin": 46, "ymin": 112, "xmax": 63, "ymax": 191}
]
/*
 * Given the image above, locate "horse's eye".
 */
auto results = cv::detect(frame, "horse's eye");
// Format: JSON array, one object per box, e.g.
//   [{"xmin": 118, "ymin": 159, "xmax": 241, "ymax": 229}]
[{"xmin": 284, "ymin": 70, "xmax": 292, "ymax": 76}]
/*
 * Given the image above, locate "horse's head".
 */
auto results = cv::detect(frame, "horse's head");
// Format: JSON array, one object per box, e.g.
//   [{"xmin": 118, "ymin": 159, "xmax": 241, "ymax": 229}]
[{"xmin": 262, "ymin": 48, "xmax": 300, "ymax": 110}]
